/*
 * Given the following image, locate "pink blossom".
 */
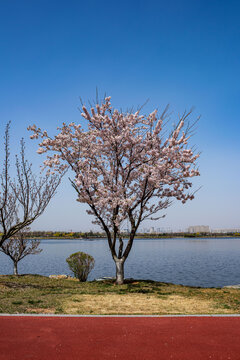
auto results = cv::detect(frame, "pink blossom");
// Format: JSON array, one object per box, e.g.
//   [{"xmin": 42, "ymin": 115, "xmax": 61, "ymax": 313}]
[{"xmin": 29, "ymin": 96, "xmax": 200, "ymax": 275}]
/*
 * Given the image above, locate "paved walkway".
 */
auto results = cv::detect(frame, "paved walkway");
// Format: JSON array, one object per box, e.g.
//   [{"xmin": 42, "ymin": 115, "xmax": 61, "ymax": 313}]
[{"xmin": 0, "ymin": 316, "xmax": 240, "ymax": 359}]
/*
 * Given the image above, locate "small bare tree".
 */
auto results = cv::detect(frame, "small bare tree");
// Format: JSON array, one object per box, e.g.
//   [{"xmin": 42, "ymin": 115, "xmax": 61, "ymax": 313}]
[
  {"xmin": 0, "ymin": 122, "xmax": 64, "ymax": 248},
  {"xmin": 0, "ymin": 228, "xmax": 42, "ymax": 275}
]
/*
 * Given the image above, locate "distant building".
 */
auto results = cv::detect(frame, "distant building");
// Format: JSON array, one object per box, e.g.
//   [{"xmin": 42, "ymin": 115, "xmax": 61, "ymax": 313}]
[
  {"xmin": 188, "ymin": 225, "xmax": 210, "ymax": 233},
  {"xmin": 156, "ymin": 227, "xmax": 173, "ymax": 233},
  {"xmin": 212, "ymin": 228, "xmax": 240, "ymax": 233}
]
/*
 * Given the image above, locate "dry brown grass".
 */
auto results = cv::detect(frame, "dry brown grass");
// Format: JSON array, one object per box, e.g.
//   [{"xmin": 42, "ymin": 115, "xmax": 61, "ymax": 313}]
[
  {"xmin": 26, "ymin": 307, "xmax": 55, "ymax": 314},
  {"xmin": 0, "ymin": 283, "xmax": 8, "ymax": 290},
  {"xmin": 1, "ymin": 275, "xmax": 240, "ymax": 315},
  {"xmin": 63, "ymin": 293, "xmax": 233, "ymax": 315}
]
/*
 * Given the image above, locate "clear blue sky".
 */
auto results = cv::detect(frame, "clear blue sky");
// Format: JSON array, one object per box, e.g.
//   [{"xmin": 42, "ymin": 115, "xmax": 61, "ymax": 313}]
[{"xmin": 0, "ymin": 0, "xmax": 239, "ymax": 231}]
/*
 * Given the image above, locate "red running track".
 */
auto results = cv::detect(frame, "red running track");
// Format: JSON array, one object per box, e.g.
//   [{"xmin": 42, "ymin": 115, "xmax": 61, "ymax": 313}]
[{"xmin": 0, "ymin": 316, "xmax": 240, "ymax": 359}]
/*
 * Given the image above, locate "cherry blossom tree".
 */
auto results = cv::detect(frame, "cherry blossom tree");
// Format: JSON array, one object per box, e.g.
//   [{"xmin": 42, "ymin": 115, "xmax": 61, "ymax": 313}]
[{"xmin": 29, "ymin": 96, "xmax": 200, "ymax": 284}]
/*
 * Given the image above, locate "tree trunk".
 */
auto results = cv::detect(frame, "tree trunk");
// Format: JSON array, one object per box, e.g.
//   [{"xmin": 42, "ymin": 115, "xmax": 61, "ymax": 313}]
[
  {"xmin": 115, "ymin": 259, "xmax": 124, "ymax": 285},
  {"xmin": 13, "ymin": 262, "xmax": 18, "ymax": 275}
]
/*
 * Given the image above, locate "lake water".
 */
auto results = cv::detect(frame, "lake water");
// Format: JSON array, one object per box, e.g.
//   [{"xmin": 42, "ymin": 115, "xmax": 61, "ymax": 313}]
[{"xmin": 1, "ymin": 238, "xmax": 240, "ymax": 288}]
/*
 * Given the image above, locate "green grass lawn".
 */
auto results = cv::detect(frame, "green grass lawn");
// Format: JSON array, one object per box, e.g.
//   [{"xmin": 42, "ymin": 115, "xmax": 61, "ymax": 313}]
[{"xmin": 0, "ymin": 275, "xmax": 239, "ymax": 315}]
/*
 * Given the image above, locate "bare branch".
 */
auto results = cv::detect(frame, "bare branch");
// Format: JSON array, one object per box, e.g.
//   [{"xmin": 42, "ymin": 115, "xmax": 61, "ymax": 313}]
[
  {"xmin": 0, "ymin": 228, "xmax": 42, "ymax": 275},
  {"xmin": 0, "ymin": 124, "xmax": 64, "ymax": 247}
]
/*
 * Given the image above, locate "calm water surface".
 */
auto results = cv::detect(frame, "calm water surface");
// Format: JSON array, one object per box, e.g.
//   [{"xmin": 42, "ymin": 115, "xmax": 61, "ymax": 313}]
[{"xmin": 1, "ymin": 238, "xmax": 240, "ymax": 288}]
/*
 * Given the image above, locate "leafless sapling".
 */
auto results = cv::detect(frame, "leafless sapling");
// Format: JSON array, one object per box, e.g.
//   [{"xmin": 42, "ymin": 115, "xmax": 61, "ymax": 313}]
[
  {"xmin": 0, "ymin": 122, "xmax": 64, "ymax": 248},
  {"xmin": 0, "ymin": 228, "xmax": 42, "ymax": 275}
]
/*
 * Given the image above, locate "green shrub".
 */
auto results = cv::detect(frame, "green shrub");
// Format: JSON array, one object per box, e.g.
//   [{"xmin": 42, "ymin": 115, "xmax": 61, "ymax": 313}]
[{"xmin": 66, "ymin": 252, "xmax": 95, "ymax": 282}]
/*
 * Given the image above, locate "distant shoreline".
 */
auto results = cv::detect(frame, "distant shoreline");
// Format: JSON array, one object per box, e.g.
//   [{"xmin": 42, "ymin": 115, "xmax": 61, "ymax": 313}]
[{"xmin": 28, "ymin": 234, "xmax": 240, "ymax": 240}]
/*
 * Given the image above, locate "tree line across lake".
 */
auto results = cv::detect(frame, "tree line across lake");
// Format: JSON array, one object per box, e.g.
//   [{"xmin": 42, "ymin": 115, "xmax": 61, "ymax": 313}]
[{"xmin": 3, "ymin": 230, "xmax": 238, "ymax": 239}]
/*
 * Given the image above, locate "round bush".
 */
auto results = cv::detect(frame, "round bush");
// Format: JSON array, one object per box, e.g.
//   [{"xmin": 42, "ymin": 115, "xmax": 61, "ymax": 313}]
[{"xmin": 66, "ymin": 252, "xmax": 95, "ymax": 282}]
